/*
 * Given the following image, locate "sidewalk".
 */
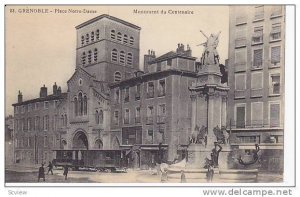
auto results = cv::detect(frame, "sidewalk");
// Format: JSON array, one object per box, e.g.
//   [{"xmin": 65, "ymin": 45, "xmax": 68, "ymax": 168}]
[{"xmin": 5, "ymin": 164, "xmax": 40, "ymax": 173}]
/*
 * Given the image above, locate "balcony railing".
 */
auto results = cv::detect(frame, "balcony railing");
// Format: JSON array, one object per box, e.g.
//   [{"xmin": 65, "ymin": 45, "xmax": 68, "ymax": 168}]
[
  {"xmin": 250, "ymin": 88, "xmax": 263, "ymax": 98},
  {"xmin": 146, "ymin": 116, "xmax": 153, "ymax": 125},
  {"xmin": 234, "ymin": 90, "xmax": 246, "ymax": 99},
  {"xmin": 270, "ymin": 32, "xmax": 281, "ymax": 42},
  {"xmin": 229, "ymin": 120, "xmax": 283, "ymax": 129},
  {"xmin": 252, "ymin": 35, "xmax": 263, "ymax": 45},
  {"xmin": 157, "ymin": 115, "xmax": 166, "ymax": 124}
]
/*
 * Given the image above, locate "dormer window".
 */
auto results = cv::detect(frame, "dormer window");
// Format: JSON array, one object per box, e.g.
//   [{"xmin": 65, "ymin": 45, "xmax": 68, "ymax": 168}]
[
  {"xmin": 96, "ymin": 29, "xmax": 100, "ymax": 40},
  {"xmin": 129, "ymin": 36, "xmax": 134, "ymax": 45},
  {"xmin": 86, "ymin": 33, "xmax": 89, "ymax": 44},
  {"xmin": 91, "ymin": 31, "xmax": 95, "ymax": 42},
  {"xmin": 123, "ymin": 34, "xmax": 128, "ymax": 44}
]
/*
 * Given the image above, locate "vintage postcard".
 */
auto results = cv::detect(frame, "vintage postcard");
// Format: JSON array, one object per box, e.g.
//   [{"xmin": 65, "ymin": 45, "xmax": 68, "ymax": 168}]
[{"xmin": 4, "ymin": 4, "xmax": 295, "ymax": 188}]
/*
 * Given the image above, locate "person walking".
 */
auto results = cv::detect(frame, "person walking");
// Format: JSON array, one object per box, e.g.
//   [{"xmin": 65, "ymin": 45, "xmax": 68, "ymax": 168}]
[
  {"xmin": 180, "ymin": 170, "xmax": 186, "ymax": 183},
  {"xmin": 47, "ymin": 161, "xmax": 53, "ymax": 175},
  {"xmin": 63, "ymin": 165, "xmax": 69, "ymax": 180},
  {"xmin": 38, "ymin": 163, "xmax": 45, "ymax": 182}
]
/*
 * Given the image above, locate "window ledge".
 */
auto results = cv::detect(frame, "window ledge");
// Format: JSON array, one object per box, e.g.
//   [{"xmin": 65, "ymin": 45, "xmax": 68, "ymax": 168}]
[
  {"xmin": 269, "ymin": 94, "xmax": 281, "ymax": 97},
  {"xmin": 270, "ymin": 14, "xmax": 282, "ymax": 19},
  {"xmin": 253, "ymin": 18, "xmax": 264, "ymax": 23},
  {"xmin": 269, "ymin": 65, "xmax": 281, "ymax": 69},
  {"xmin": 251, "ymin": 67, "xmax": 263, "ymax": 71},
  {"xmin": 269, "ymin": 39, "xmax": 282, "ymax": 43}
]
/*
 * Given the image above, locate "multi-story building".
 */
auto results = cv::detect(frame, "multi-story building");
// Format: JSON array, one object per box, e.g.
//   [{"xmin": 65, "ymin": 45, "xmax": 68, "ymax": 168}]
[
  {"xmin": 5, "ymin": 115, "xmax": 14, "ymax": 165},
  {"xmin": 11, "ymin": 15, "xmax": 198, "ymax": 169},
  {"xmin": 227, "ymin": 5, "xmax": 285, "ymax": 171},
  {"xmin": 12, "ymin": 85, "xmax": 67, "ymax": 164},
  {"xmin": 110, "ymin": 44, "xmax": 197, "ymax": 168}
]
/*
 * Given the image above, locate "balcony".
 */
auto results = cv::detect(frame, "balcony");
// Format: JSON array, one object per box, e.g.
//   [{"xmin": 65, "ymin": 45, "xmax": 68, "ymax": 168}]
[
  {"xmin": 135, "ymin": 116, "xmax": 141, "ymax": 123},
  {"xmin": 235, "ymin": 38, "xmax": 247, "ymax": 48},
  {"xmin": 234, "ymin": 90, "xmax": 246, "ymax": 99},
  {"xmin": 157, "ymin": 115, "xmax": 166, "ymax": 124},
  {"xmin": 236, "ymin": 16, "xmax": 247, "ymax": 25},
  {"xmin": 146, "ymin": 116, "xmax": 153, "ymax": 125},
  {"xmin": 234, "ymin": 62, "xmax": 246, "ymax": 72},
  {"xmin": 251, "ymin": 34, "xmax": 263, "ymax": 45},
  {"xmin": 269, "ymin": 32, "xmax": 281, "ymax": 42},
  {"xmin": 250, "ymin": 88, "xmax": 263, "ymax": 98},
  {"xmin": 251, "ymin": 61, "xmax": 263, "ymax": 70}
]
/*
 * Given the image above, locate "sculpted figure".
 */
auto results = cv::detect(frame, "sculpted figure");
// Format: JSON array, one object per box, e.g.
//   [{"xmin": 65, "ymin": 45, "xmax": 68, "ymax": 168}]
[{"xmin": 198, "ymin": 30, "xmax": 221, "ymax": 66}]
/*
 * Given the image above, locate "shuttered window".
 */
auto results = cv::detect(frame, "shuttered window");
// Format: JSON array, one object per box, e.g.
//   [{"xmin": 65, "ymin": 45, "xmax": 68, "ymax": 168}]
[
  {"xmin": 271, "ymin": 46, "xmax": 281, "ymax": 65},
  {"xmin": 251, "ymin": 72, "xmax": 263, "ymax": 89},
  {"xmin": 251, "ymin": 102, "xmax": 263, "ymax": 126},
  {"xmin": 235, "ymin": 48, "xmax": 246, "ymax": 64},
  {"xmin": 270, "ymin": 103, "xmax": 280, "ymax": 127},
  {"xmin": 253, "ymin": 49, "xmax": 263, "ymax": 68},
  {"xmin": 235, "ymin": 74, "xmax": 246, "ymax": 90}
]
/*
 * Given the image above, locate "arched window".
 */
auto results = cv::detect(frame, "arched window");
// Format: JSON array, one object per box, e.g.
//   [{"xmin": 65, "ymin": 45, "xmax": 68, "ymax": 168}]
[
  {"xmin": 78, "ymin": 92, "xmax": 83, "ymax": 116},
  {"xmin": 83, "ymin": 95, "xmax": 87, "ymax": 115},
  {"xmin": 111, "ymin": 49, "xmax": 118, "ymax": 63},
  {"xmin": 123, "ymin": 34, "xmax": 128, "ymax": 44},
  {"xmin": 81, "ymin": 52, "xmax": 86, "ymax": 66},
  {"xmin": 129, "ymin": 36, "xmax": 134, "ymax": 45},
  {"xmin": 127, "ymin": 53, "xmax": 133, "ymax": 66},
  {"xmin": 95, "ymin": 139, "xmax": 103, "ymax": 149},
  {"xmin": 86, "ymin": 34, "xmax": 89, "ymax": 44},
  {"xmin": 111, "ymin": 30, "xmax": 115, "ymax": 39},
  {"xmin": 91, "ymin": 31, "xmax": 94, "ymax": 42},
  {"xmin": 88, "ymin": 50, "xmax": 92, "ymax": 64},
  {"xmin": 94, "ymin": 48, "xmax": 98, "ymax": 62},
  {"xmin": 96, "ymin": 29, "xmax": 100, "ymax": 40},
  {"xmin": 64, "ymin": 114, "xmax": 67, "ymax": 126},
  {"xmin": 81, "ymin": 36, "xmax": 84, "ymax": 46},
  {"xmin": 99, "ymin": 110, "xmax": 104, "ymax": 124},
  {"xmin": 95, "ymin": 110, "xmax": 99, "ymax": 124},
  {"xmin": 114, "ymin": 72, "xmax": 122, "ymax": 82},
  {"xmin": 74, "ymin": 97, "xmax": 78, "ymax": 116},
  {"xmin": 117, "ymin": 32, "xmax": 122, "ymax": 42},
  {"xmin": 120, "ymin": 51, "xmax": 125, "ymax": 65}
]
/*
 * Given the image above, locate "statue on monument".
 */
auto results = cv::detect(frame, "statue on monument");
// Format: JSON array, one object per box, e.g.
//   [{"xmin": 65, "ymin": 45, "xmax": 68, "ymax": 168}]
[
  {"xmin": 198, "ymin": 30, "xmax": 221, "ymax": 66},
  {"xmin": 213, "ymin": 125, "xmax": 226, "ymax": 144},
  {"xmin": 238, "ymin": 144, "xmax": 261, "ymax": 166},
  {"xmin": 189, "ymin": 125, "xmax": 208, "ymax": 145}
]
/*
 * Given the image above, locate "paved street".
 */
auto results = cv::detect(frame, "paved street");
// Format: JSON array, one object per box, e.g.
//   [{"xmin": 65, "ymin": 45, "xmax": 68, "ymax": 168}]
[{"xmin": 5, "ymin": 165, "xmax": 283, "ymax": 183}]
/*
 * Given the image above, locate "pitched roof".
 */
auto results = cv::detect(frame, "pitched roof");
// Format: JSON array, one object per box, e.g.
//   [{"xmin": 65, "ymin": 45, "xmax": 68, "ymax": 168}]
[
  {"xmin": 149, "ymin": 51, "xmax": 196, "ymax": 64},
  {"xmin": 12, "ymin": 93, "xmax": 67, "ymax": 106},
  {"xmin": 76, "ymin": 14, "xmax": 141, "ymax": 30}
]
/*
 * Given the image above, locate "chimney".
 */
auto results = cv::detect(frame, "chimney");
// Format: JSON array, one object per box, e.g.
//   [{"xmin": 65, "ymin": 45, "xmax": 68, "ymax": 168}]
[
  {"xmin": 40, "ymin": 85, "xmax": 48, "ymax": 98},
  {"xmin": 184, "ymin": 44, "xmax": 192, "ymax": 56},
  {"xmin": 57, "ymin": 86, "xmax": 62, "ymax": 95},
  {"xmin": 53, "ymin": 82, "xmax": 58, "ymax": 95},
  {"xmin": 18, "ymin": 90, "xmax": 23, "ymax": 103},
  {"xmin": 143, "ymin": 49, "xmax": 156, "ymax": 73}
]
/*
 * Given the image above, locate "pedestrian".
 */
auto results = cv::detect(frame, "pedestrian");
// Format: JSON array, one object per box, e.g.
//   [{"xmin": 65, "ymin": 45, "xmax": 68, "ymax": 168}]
[
  {"xmin": 63, "ymin": 165, "xmax": 69, "ymax": 180},
  {"xmin": 180, "ymin": 170, "xmax": 186, "ymax": 183},
  {"xmin": 206, "ymin": 155, "xmax": 214, "ymax": 182},
  {"xmin": 38, "ymin": 163, "xmax": 45, "ymax": 182},
  {"xmin": 47, "ymin": 161, "xmax": 53, "ymax": 175}
]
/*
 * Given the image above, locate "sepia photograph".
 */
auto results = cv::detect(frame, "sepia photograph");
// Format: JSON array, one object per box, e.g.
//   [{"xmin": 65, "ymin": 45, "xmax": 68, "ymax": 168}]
[{"xmin": 4, "ymin": 4, "xmax": 294, "ymax": 187}]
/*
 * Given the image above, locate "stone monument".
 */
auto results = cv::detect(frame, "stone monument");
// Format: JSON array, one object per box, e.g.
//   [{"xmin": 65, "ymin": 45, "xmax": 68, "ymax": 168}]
[{"xmin": 188, "ymin": 31, "xmax": 231, "ymax": 170}]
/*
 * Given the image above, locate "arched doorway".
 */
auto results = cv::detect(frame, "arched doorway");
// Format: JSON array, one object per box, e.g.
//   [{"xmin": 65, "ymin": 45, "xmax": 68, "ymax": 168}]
[{"xmin": 73, "ymin": 130, "xmax": 88, "ymax": 150}]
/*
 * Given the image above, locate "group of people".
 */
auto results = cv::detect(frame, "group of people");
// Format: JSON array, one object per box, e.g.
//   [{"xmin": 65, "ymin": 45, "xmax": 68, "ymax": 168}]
[{"xmin": 38, "ymin": 161, "xmax": 69, "ymax": 182}]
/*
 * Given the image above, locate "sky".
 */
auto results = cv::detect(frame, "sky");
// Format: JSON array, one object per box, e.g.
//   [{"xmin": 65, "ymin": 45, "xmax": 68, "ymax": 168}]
[{"xmin": 5, "ymin": 5, "xmax": 229, "ymax": 115}]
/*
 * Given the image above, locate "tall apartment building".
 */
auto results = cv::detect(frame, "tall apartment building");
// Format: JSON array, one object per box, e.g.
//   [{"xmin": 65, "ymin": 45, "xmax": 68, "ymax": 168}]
[{"xmin": 227, "ymin": 6, "xmax": 285, "ymax": 171}]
